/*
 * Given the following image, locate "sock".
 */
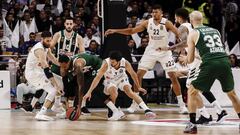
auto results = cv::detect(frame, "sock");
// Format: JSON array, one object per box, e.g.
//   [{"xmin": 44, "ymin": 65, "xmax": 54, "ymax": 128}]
[
  {"xmin": 198, "ymin": 106, "xmax": 210, "ymax": 118},
  {"xmin": 212, "ymin": 101, "xmax": 223, "ymax": 114},
  {"xmin": 68, "ymin": 100, "xmax": 74, "ymax": 108},
  {"xmin": 81, "ymin": 99, "xmax": 86, "ymax": 108},
  {"xmin": 177, "ymin": 95, "xmax": 185, "ymax": 107},
  {"xmin": 189, "ymin": 113, "xmax": 196, "ymax": 124},
  {"xmin": 106, "ymin": 101, "xmax": 118, "ymax": 113},
  {"xmin": 31, "ymin": 97, "xmax": 38, "ymax": 108},
  {"xmin": 54, "ymin": 96, "xmax": 61, "ymax": 106},
  {"xmin": 238, "ymin": 113, "xmax": 240, "ymax": 118},
  {"xmin": 139, "ymin": 102, "xmax": 149, "ymax": 111},
  {"xmin": 39, "ymin": 106, "xmax": 47, "ymax": 115}
]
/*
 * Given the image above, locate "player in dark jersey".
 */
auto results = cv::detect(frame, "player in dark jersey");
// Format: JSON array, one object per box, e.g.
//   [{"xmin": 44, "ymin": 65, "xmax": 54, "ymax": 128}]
[{"xmin": 180, "ymin": 11, "xmax": 240, "ymax": 134}]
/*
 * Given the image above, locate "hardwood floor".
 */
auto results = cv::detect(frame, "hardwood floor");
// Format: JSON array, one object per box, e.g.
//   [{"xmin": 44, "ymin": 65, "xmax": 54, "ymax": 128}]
[{"xmin": 0, "ymin": 107, "xmax": 239, "ymax": 135}]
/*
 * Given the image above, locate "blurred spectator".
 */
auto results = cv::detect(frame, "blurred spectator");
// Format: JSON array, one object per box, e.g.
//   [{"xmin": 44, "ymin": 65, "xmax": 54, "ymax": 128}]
[
  {"xmin": 36, "ymin": 10, "xmax": 52, "ymax": 32},
  {"xmin": 19, "ymin": 10, "xmax": 38, "ymax": 42},
  {"xmin": 5, "ymin": 13, "xmax": 18, "ymax": 31},
  {"xmin": 224, "ymin": 0, "xmax": 240, "ymax": 50},
  {"xmin": 143, "ymin": 5, "xmax": 152, "ymax": 19},
  {"xmin": 52, "ymin": 16, "xmax": 64, "ymax": 34},
  {"xmin": 91, "ymin": 16, "xmax": 101, "ymax": 34},
  {"xmin": 128, "ymin": 39, "xmax": 137, "ymax": 54},
  {"xmin": 19, "ymin": 32, "xmax": 37, "ymax": 55},
  {"xmin": 83, "ymin": 27, "xmax": 100, "ymax": 48},
  {"xmin": 86, "ymin": 40, "xmax": 100, "ymax": 55},
  {"xmin": 136, "ymin": 37, "xmax": 148, "ymax": 60},
  {"xmin": 229, "ymin": 54, "xmax": 240, "ymax": 68},
  {"xmin": 74, "ymin": 16, "xmax": 86, "ymax": 37},
  {"xmin": 28, "ymin": 1, "xmax": 40, "ymax": 19},
  {"xmin": 0, "ymin": 27, "xmax": 12, "ymax": 54}
]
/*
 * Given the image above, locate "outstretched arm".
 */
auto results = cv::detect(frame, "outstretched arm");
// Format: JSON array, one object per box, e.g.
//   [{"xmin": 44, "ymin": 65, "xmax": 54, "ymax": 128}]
[
  {"xmin": 105, "ymin": 20, "xmax": 148, "ymax": 36},
  {"xmin": 125, "ymin": 61, "xmax": 146, "ymax": 94},
  {"xmin": 83, "ymin": 61, "xmax": 108, "ymax": 101}
]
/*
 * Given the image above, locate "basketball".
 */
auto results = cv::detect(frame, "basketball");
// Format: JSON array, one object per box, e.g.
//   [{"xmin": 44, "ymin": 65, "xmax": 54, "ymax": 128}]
[{"xmin": 66, "ymin": 107, "xmax": 81, "ymax": 121}]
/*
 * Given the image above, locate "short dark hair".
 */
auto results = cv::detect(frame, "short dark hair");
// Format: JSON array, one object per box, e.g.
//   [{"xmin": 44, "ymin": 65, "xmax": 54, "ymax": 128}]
[
  {"xmin": 65, "ymin": 17, "xmax": 74, "ymax": 22},
  {"xmin": 152, "ymin": 5, "xmax": 162, "ymax": 10},
  {"xmin": 175, "ymin": 8, "xmax": 189, "ymax": 20},
  {"xmin": 59, "ymin": 54, "xmax": 70, "ymax": 63},
  {"xmin": 41, "ymin": 31, "xmax": 52, "ymax": 38},
  {"xmin": 109, "ymin": 51, "xmax": 122, "ymax": 62}
]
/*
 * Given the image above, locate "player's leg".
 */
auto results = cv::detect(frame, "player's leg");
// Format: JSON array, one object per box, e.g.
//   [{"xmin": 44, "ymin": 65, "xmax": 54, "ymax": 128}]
[
  {"xmin": 35, "ymin": 83, "xmax": 58, "ymax": 121},
  {"xmin": 161, "ymin": 51, "xmax": 187, "ymax": 114},
  {"xmin": 201, "ymin": 91, "xmax": 227, "ymax": 123},
  {"xmin": 184, "ymin": 63, "xmax": 215, "ymax": 134},
  {"xmin": 218, "ymin": 61, "xmax": 240, "ymax": 119},
  {"xmin": 122, "ymin": 84, "xmax": 156, "ymax": 119},
  {"xmin": 103, "ymin": 84, "xmax": 124, "ymax": 121},
  {"xmin": 16, "ymin": 83, "xmax": 29, "ymax": 109},
  {"xmin": 128, "ymin": 54, "xmax": 156, "ymax": 113}
]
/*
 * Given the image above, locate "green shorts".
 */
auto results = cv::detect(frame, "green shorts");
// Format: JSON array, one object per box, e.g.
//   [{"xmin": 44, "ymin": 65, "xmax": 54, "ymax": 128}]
[
  {"xmin": 51, "ymin": 64, "xmax": 60, "ymax": 75},
  {"xmin": 191, "ymin": 58, "xmax": 234, "ymax": 93}
]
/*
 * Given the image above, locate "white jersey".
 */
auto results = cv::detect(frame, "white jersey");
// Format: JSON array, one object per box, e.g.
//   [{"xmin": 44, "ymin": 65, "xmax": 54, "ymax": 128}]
[
  {"xmin": 25, "ymin": 42, "xmax": 48, "ymax": 72},
  {"xmin": 146, "ymin": 17, "xmax": 169, "ymax": 55},
  {"xmin": 181, "ymin": 22, "xmax": 201, "ymax": 68},
  {"xmin": 104, "ymin": 58, "xmax": 128, "ymax": 82},
  {"xmin": 181, "ymin": 23, "xmax": 193, "ymax": 33}
]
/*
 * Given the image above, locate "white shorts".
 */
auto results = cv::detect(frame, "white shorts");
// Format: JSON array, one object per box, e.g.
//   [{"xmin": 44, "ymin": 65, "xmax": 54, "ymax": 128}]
[
  {"xmin": 25, "ymin": 70, "xmax": 63, "ymax": 94},
  {"xmin": 103, "ymin": 77, "xmax": 131, "ymax": 95},
  {"xmin": 186, "ymin": 59, "xmax": 202, "ymax": 88},
  {"xmin": 138, "ymin": 51, "xmax": 177, "ymax": 72}
]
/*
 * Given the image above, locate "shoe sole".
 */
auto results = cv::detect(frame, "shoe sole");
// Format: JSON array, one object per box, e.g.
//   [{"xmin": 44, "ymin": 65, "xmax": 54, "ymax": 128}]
[
  {"xmin": 183, "ymin": 131, "xmax": 197, "ymax": 134},
  {"xmin": 81, "ymin": 112, "xmax": 91, "ymax": 116},
  {"xmin": 216, "ymin": 114, "xmax": 228, "ymax": 123},
  {"xmin": 20, "ymin": 108, "xmax": 34, "ymax": 114}
]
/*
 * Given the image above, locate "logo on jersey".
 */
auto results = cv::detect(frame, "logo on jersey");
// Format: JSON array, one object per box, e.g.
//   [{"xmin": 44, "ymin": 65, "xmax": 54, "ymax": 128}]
[{"xmin": 160, "ymin": 25, "xmax": 163, "ymax": 30}]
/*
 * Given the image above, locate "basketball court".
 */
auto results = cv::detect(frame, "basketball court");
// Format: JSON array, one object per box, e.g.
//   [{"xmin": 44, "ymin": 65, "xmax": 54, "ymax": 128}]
[{"xmin": 1, "ymin": 106, "xmax": 239, "ymax": 135}]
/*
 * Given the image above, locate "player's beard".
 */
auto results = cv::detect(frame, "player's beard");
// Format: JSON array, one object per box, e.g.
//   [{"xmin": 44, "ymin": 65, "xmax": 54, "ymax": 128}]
[
  {"xmin": 42, "ymin": 42, "xmax": 50, "ymax": 48},
  {"xmin": 66, "ymin": 27, "xmax": 73, "ymax": 33}
]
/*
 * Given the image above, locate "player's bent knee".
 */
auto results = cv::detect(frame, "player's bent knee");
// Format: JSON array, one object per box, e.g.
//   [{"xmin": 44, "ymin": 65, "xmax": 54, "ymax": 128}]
[{"xmin": 45, "ymin": 89, "xmax": 57, "ymax": 102}]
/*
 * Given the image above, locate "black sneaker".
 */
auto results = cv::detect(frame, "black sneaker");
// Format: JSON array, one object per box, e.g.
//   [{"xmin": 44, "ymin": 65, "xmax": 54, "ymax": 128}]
[
  {"xmin": 216, "ymin": 110, "xmax": 228, "ymax": 123},
  {"xmin": 20, "ymin": 104, "xmax": 34, "ymax": 113},
  {"xmin": 196, "ymin": 115, "xmax": 213, "ymax": 124},
  {"xmin": 144, "ymin": 109, "xmax": 156, "ymax": 119},
  {"xmin": 81, "ymin": 107, "xmax": 91, "ymax": 115},
  {"xmin": 183, "ymin": 122, "xmax": 197, "ymax": 134},
  {"xmin": 15, "ymin": 103, "xmax": 23, "ymax": 109},
  {"xmin": 107, "ymin": 107, "xmax": 113, "ymax": 118}
]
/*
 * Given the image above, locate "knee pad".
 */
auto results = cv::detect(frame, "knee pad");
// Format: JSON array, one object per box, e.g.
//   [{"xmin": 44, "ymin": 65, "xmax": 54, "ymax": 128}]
[{"xmin": 34, "ymin": 89, "xmax": 44, "ymax": 98}]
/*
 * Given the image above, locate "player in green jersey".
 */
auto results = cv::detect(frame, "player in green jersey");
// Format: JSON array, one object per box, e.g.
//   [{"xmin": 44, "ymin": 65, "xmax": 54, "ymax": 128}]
[{"xmin": 180, "ymin": 11, "xmax": 240, "ymax": 134}]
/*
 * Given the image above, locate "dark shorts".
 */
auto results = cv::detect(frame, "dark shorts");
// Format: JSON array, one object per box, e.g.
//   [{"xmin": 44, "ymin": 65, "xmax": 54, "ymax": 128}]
[
  {"xmin": 62, "ymin": 76, "xmax": 78, "ymax": 98},
  {"xmin": 191, "ymin": 58, "xmax": 234, "ymax": 93}
]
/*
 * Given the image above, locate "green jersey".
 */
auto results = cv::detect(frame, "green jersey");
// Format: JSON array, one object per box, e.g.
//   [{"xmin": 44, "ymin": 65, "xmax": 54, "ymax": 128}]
[
  {"xmin": 72, "ymin": 53, "xmax": 102, "ymax": 72},
  {"xmin": 195, "ymin": 25, "xmax": 228, "ymax": 62}
]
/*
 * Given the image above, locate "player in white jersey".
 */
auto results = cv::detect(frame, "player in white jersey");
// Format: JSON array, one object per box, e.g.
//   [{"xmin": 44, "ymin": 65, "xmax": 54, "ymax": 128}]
[
  {"xmin": 83, "ymin": 51, "xmax": 156, "ymax": 120},
  {"xmin": 25, "ymin": 31, "xmax": 64, "ymax": 121},
  {"xmin": 105, "ymin": 5, "xmax": 188, "ymax": 114},
  {"xmin": 172, "ymin": 8, "xmax": 228, "ymax": 124}
]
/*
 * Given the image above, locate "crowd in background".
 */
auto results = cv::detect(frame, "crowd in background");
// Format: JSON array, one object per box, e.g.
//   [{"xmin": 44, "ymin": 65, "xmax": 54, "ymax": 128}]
[{"xmin": 0, "ymin": 0, "xmax": 239, "ymax": 92}]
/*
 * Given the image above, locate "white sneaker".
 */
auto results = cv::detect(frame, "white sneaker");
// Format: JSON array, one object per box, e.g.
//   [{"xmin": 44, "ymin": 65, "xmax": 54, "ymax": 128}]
[
  {"xmin": 179, "ymin": 106, "xmax": 188, "ymax": 114},
  {"xmin": 56, "ymin": 111, "xmax": 66, "ymax": 119},
  {"xmin": 127, "ymin": 101, "xmax": 140, "ymax": 113},
  {"xmin": 145, "ymin": 110, "xmax": 156, "ymax": 119},
  {"xmin": 35, "ymin": 112, "xmax": 54, "ymax": 121},
  {"xmin": 51, "ymin": 104, "xmax": 65, "ymax": 113},
  {"xmin": 108, "ymin": 109, "xmax": 125, "ymax": 121}
]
